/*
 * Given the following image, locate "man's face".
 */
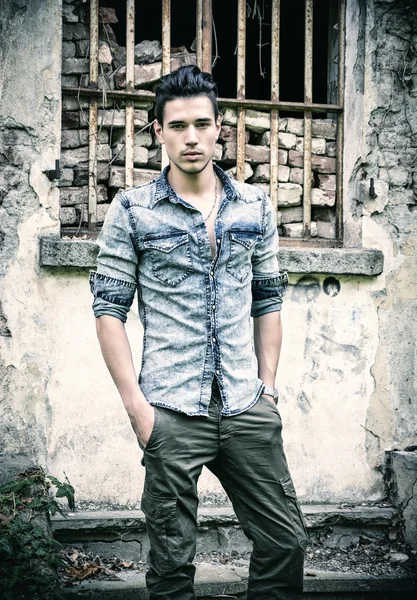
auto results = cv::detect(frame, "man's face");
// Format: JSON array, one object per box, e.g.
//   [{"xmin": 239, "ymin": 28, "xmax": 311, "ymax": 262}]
[{"xmin": 154, "ymin": 96, "xmax": 221, "ymax": 175}]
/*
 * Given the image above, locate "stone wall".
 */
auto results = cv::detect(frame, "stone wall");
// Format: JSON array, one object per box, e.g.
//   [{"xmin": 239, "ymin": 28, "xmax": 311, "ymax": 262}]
[
  {"xmin": 0, "ymin": 0, "xmax": 415, "ymax": 508},
  {"xmin": 59, "ymin": 0, "xmax": 338, "ymax": 239}
]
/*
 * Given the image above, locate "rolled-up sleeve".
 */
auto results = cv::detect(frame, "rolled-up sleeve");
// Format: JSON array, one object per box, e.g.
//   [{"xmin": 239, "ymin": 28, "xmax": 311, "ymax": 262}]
[
  {"xmin": 89, "ymin": 193, "xmax": 138, "ymax": 322},
  {"xmin": 251, "ymin": 193, "xmax": 288, "ymax": 318}
]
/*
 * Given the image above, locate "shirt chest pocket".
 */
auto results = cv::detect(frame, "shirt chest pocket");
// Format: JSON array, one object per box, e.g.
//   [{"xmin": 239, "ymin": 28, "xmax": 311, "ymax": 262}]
[
  {"xmin": 226, "ymin": 229, "xmax": 262, "ymax": 283},
  {"xmin": 143, "ymin": 232, "xmax": 193, "ymax": 287}
]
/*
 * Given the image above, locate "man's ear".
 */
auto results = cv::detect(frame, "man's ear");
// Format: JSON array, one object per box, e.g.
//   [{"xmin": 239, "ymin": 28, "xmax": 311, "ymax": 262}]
[{"xmin": 154, "ymin": 119, "xmax": 164, "ymax": 144}]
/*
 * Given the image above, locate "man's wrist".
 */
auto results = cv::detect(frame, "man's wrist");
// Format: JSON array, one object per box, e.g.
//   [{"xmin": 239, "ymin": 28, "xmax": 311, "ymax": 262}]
[{"xmin": 262, "ymin": 385, "xmax": 279, "ymax": 404}]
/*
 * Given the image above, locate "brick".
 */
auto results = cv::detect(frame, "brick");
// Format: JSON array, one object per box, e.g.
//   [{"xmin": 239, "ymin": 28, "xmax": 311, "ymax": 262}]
[
  {"xmin": 60, "ymin": 186, "xmax": 87, "ymax": 206},
  {"xmin": 79, "ymin": 72, "xmax": 116, "ymax": 91},
  {"xmin": 61, "ymin": 146, "xmax": 89, "ymax": 167},
  {"xmin": 109, "ymin": 166, "xmax": 159, "ymax": 188},
  {"xmin": 277, "ymin": 183, "xmax": 303, "ymax": 207},
  {"xmin": 286, "ymin": 118, "xmax": 304, "ymax": 136},
  {"xmin": 312, "ymin": 119, "xmax": 337, "ymax": 140},
  {"xmin": 225, "ymin": 163, "xmax": 253, "ymax": 181},
  {"xmin": 62, "ymin": 58, "xmax": 89, "ymax": 74},
  {"xmin": 61, "ymin": 75, "xmax": 78, "ymax": 87},
  {"xmin": 79, "ymin": 130, "xmax": 109, "ymax": 145},
  {"xmin": 312, "ymin": 207, "xmax": 336, "ymax": 223},
  {"xmin": 318, "ymin": 174, "xmax": 336, "ymax": 191},
  {"xmin": 116, "ymin": 53, "xmax": 196, "ymax": 88},
  {"xmin": 99, "ymin": 7, "xmax": 118, "ymax": 23},
  {"xmin": 222, "ymin": 143, "xmax": 270, "ymax": 164},
  {"xmin": 220, "ymin": 126, "xmax": 249, "ymax": 144},
  {"xmin": 63, "ymin": 4, "xmax": 79, "ymax": 23},
  {"xmin": 80, "ymin": 109, "xmax": 148, "ymax": 129},
  {"xmin": 326, "ymin": 141, "xmax": 336, "ymax": 157},
  {"xmin": 112, "ymin": 144, "xmax": 149, "ymax": 166},
  {"xmin": 63, "ymin": 23, "xmax": 89, "ymax": 41},
  {"xmin": 135, "ymin": 40, "xmax": 162, "ymax": 64},
  {"xmin": 279, "ymin": 206, "xmax": 303, "ymax": 224},
  {"xmin": 311, "ymin": 188, "xmax": 336, "ymax": 207},
  {"xmin": 279, "ymin": 132, "xmax": 297, "ymax": 150},
  {"xmin": 73, "ymin": 165, "xmax": 110, "ymax": 186},
  {"xmin": 62, "ymin": 96, "xmax": 89, "ymax": 110},
  {"xmin": 245, "ymin": 144, "xmax": 270, "ymax": 163},
  {"xmin": 57, "ymin": 168, "xmax": 74, "ymax": 188},
  {"xmin": 213, "ymin": 144, "xmax": 223, "ymax": 162},
  {"xmin": 62, "ymin": 41, "xmax": 76, "ymax": 59},
  {"xmin": 97, "ymin": 144, "xmax": 112, "ymax": 162},
  {"xmin": 288, "ymin": 150, "xmax": 303, "ymax": 168},
  {"xmin": 317, "ymin": 221, "xmax": 336, "ymax": 239},
  {"xmin": 312, "ymin": 155, "xmax": 336, "ymax": 174},
  {"xmin": 252, "ymin": 164, "xmax": 290, "ymax": 183},
  {"xmin": 290, "ymin": 167, "xmax": 303, "ymax": 185},
  {"xmin": 62, "ymin": 111, "xmax": 80, "ymax": 129},
  {"xmin": 282, "ymin": 222, "xmax": 317, "ymax": 237},
  {"xmin": 147, "ymin": 147, "xmax": 161, "ymax": 168},
  {"xmin": 296, "ymin": 137, "xmax": 326, "ymax": 155},
  {"xmin": 75, "ymin": 39, "xmax": 89, "ymax": 57},
  {"xmin": 60, "ymin": 207, "xmax": 77, "ymax": 226},
  {"xmin": 221, "ymin": 108, "xmax": 270, "ymax": 133},
  {"xmin": 61, "ymin": 130, "xmax": 80, "ymax": 149},
  {"xmin": 82, "ymin": 203, "xmax": 109, "ymax": 224},
  {"xmin": 260, "ymin": 121, "xmax": 287, "ymax": 146},
  {"xmin": 110, "ymin": 130, "xmax": 153, "ymax": 148}
]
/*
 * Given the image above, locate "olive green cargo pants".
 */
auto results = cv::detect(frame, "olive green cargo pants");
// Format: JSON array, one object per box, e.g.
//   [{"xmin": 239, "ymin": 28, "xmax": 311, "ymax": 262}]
[{"xmin": 141, "ymin": 383, "xmax": 307, "ymax": 599}]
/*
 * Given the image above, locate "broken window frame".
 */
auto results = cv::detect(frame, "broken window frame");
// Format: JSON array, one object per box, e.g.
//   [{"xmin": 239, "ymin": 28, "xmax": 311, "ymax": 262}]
[{"xmin": 62, "ymin": 0, "xmax": 346, "ymax": 246}]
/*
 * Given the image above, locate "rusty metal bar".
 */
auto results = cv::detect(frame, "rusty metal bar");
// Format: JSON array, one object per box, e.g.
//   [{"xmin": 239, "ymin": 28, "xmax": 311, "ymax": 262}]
[
  {"xmin": 162, "ymin": 0, "xmax": 171, "ymax": 76},
  {"xmin": 88, "ymin": 0, "xmax": 99, "ymax": 229},
  {"xmin": 236, "ymin": 0, "xmax": 246, "ymax": 182},
  {"xmin": 303, "ymin": 0, "xmax": 313, "ymax": 238},
  {"xmin": 202, "ymin": 0, "xmax": 213, "ymax": 72},
  {"xmin": 336, "ymin": 0, "xmax": 346, "ymax": 241},
  {"xmin": 63, "ymin": 87, "xmax": 343, "ymax": 113},
  {"xmin": 270, "ymin": 0, "xmax": 280, "ymax": 210},
  {"xmin": 161, "ymin": 0, "xmax": 171, "ymax": 169},
  {"xmin": 125, "ymin": 0, "xmax": 135, "ymax": 188},
  {"xmin": 196, "ymin": 0, "xmax": 203, "ymax": 69}
]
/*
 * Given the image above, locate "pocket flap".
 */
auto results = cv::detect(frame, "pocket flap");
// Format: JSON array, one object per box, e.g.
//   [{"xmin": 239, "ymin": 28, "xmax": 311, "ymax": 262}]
[
  {"xmin": 230, "ymin": 230, "xmax": 261, "ymax": 250},
  {"xmin": 141, "ymin": 491, "xmax": 177, "ymax": 524},
  {"xmin": 280, "ymin": 473, "xmax": 297, "ymax": 498},
  {"xmin": 144, "ymin": 232, "xmax": 189, "ymax": 253}
]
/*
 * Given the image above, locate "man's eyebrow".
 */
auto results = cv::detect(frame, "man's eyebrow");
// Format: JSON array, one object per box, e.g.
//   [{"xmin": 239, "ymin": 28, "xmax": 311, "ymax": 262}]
[{"xmin": 167, "ymin": 117, "xmax": 213, "ymax": 125}]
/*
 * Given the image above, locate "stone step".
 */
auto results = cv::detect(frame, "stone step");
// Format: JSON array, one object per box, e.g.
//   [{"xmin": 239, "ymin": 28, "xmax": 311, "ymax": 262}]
[
  {"xmin": 61, "ymin": 563, "xmax": 417, "ymax": 600},
  {"xmin": 52, "ymin": 504, "xmax": 395, "ymax": 562}
]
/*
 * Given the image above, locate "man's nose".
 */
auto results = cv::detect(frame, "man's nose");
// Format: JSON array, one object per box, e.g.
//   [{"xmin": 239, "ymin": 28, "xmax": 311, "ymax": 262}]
[{"xmin": 185, "ymin": 125, "xmax": 198, "ymax": 144}]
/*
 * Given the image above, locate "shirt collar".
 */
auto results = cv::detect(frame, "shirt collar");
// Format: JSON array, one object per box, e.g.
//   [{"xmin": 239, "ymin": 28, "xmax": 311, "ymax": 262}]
[{"xmin": 152, "ymin": 163, "xmax": 241, "ymax": 208}]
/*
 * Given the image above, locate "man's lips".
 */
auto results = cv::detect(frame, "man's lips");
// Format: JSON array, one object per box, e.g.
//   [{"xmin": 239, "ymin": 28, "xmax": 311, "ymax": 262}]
[{"xmin": 182, "ymin": 151, "xmax": 202, "ymax": 157}]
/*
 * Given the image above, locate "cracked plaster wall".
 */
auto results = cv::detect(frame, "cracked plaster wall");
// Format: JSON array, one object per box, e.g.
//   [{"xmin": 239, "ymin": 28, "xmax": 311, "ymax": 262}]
[{"xmin": 0, "ymin": 0, "xmax": 415, "ymax": 507}]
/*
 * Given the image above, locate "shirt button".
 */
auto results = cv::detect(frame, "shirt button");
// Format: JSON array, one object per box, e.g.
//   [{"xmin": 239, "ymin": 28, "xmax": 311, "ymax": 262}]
[
  {"xmin": 216, "ymin": 370, "xmax": 220, "ymax": 374},
  {"xmin": 217, "ymin": 238, "xmax": 221, "ymax": 244},
  {"xmin": 212, "ymin": 305, "xmax": 216, "ymax": 310},
  {"xmin": 210, "ymin": 271, "xmax": 214, "ymax": 277},
  {"xmin": 212, "ymin": 337, "xmax": 217, "ymax": 343}
]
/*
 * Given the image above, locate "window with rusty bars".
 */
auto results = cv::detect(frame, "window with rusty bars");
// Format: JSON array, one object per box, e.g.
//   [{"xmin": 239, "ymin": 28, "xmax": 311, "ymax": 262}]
[{"xmin": 60, "ymin": 0, "xmax": 345, "ymax": 245}]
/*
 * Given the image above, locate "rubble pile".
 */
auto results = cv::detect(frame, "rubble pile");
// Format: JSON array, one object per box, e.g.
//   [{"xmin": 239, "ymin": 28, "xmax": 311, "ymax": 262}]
[{"xmin": 60, "ymin": 0, "xmax": 338, "ymax": 239}]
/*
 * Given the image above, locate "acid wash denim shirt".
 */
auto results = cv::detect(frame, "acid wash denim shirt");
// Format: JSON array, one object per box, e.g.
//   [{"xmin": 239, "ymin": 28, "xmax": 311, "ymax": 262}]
[{"xmin": 89, "ymin": 164, "xmax": 288, "ymax": 417}]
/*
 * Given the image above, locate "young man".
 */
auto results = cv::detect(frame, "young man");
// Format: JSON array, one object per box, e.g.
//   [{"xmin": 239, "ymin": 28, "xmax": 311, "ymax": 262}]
[{"xmin": 90, "ymin": 65, "xmax": 307, "ymax": 599}]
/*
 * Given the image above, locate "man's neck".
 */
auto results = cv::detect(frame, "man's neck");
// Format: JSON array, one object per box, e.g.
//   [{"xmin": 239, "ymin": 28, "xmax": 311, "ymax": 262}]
[{"xmin": 167, "ymin": 161, "xmax": 216, "ymax": 199}]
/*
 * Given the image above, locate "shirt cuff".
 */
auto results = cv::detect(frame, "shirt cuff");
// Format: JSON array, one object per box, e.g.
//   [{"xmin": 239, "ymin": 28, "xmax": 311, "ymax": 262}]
[
  {"xmin": 251, "ymin": 297, "xmax": 283, "ymax": 318},
  {"xmin": 92, "ymin": 296, "xmax": 130, "ymax": 323}
]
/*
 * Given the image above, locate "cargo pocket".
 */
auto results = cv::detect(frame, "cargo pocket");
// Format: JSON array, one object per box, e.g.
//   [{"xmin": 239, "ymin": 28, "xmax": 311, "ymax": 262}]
[
  {"xmin": 141, "ymin": 490, "xmax": 179, "ymax": 575},
  {"xmin": 280, "ymin": 472, "xmax": 308, "ymax": 551}
]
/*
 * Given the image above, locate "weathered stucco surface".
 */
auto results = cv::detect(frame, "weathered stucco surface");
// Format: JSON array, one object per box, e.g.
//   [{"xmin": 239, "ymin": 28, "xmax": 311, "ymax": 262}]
[{"xmin": 0, "ymin": 0, "xmax": 416, "ymax": 507}]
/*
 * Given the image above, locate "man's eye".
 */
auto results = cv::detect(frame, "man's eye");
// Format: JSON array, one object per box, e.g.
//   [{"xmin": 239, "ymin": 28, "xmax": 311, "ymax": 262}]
[
  {"xmin": 197, "ymin": 123, "xmax": 210, "ymax": 128},
  {"xmin": 171, "ymin": 124, "xmax": 185, "ymax": 130}
]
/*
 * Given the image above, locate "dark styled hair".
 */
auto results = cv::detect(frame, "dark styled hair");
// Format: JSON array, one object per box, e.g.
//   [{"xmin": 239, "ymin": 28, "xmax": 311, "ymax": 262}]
[{"xmin": 154, "ymin": 65, "xmax": 219, "ymax": 126}]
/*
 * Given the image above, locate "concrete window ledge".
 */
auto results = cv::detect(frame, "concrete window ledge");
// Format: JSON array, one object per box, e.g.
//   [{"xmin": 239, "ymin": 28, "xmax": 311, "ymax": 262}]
[{"xmin": 39, "ymin": 237, "xmax": 384, "ymax": 276}]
